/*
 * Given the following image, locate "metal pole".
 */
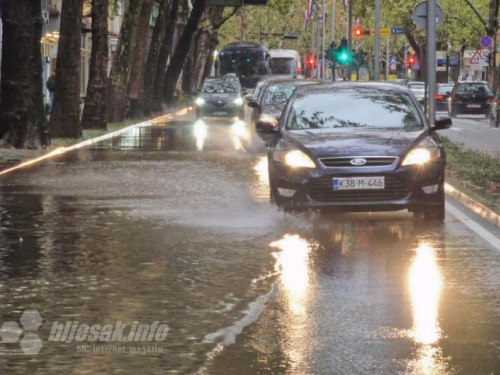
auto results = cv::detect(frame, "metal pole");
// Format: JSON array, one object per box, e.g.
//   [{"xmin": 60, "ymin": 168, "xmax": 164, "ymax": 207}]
[
  {"xmin": 331, "ymin": 0, "xmax": 336, "ymax": 43},
  {"xmin": 311, "ymin": 18, "xmax": 315, "ymax": 78},
  {"xmin": 428, "ymin": 0, "xmax": 437, "ymax": 126},
  {"xmin": 316, "ymin": 18, "xmax": 320, "ymax": 79},
  {"xmin": 347, "ymin": 0, "xmax": 353, "ymax": 81},
  {"xmin": 374, "ymin": 0, "xmax": 381, "ymax": 80},
  {"xmin": 386, "ymin": 36, "xmax": 390, "ymax": 79},
  {"xmin": 322, "ymin": 0, "xmax": 327, "ymax": 80},
  {"xmin": 404, "ymin": 42, "xmax": 408, "ymax": 80}
]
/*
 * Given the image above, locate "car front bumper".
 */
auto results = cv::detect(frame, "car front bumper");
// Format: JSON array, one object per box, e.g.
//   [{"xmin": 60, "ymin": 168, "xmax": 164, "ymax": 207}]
[
  {"xmin": 269, "ymin": 160, "xmax": 445, "ymax": 211},
  {"xmin": 197, "ymin": 103, "xmax": 244, "ymax": 118}
]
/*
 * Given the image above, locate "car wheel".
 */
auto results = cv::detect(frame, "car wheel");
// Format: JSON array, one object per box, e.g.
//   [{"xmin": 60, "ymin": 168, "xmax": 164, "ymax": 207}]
[{"xmin": 423, "ymin": 189, "xmax": 445, "ymax": 222}]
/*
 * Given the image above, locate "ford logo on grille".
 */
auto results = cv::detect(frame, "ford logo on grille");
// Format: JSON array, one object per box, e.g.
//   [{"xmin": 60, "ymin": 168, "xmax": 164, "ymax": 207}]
[{"xmin": 350, "ymin": 158, "xmax": 367, "ymax": 166}]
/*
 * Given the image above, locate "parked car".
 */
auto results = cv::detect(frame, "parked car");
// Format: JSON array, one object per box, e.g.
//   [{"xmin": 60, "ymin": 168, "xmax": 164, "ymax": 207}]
[
  {"xmin": 447, "ymin": 81, "xmax": 494, "ymax": 118},
  {"xmin": 195, "ymin": 77, "xmax": 246, "ymax": 120},
  {"xmin": 490, "ymin": 85, "xmax": 500, "ymax": 127},
  {"xmin": 435, "ymin": 83, "xmax": 454, "ymax": 112},
  {"xmin": 258, "ymin": 82, "xmax": 452, "ymax": 221},
  {"xmin": 408, "ymin": 81, "xmax": 425, "ymax": 105},
  {"xmin": 248, "ymin": 79, "xmax": 318, "ymax": 131}
]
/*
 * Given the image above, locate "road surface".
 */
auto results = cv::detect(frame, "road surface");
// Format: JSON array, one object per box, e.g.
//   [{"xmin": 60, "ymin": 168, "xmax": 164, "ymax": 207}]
[{"xmin": 0, "ymin": 113, "xmax": 499, "ymax": 374}]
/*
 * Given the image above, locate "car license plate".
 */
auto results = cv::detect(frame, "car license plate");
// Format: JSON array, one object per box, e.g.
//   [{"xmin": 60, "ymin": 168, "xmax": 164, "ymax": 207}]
[
  {"xmin": 467, "ymin": 104, "xmax": 481, "ymax": 108},
  {"xmin": 333, "ymin": 177, "xmax": 385, "ymax": 190},
  {"xmin": 213, "ymin": 111, "xmax": 227, "ymax": 116}
]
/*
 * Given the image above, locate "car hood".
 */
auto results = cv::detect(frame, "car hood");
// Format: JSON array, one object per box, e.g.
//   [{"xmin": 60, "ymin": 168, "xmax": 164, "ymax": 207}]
[
  {"xmin": 201, "ymin": 93, "xmax": 238, "ymax": 101},
  {"xmin": 286, "ymin": 129, "xmax": 428, "ymax": 159}
]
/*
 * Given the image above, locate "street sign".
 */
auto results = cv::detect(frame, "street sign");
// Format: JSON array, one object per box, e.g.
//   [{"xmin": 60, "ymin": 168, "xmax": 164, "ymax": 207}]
[
  {"xmin": 371, "ymin": 28, "xmax": 391, "ymax": 36},
  {"xmin": 390, "ymin": 63, "xmax": 397, "ymax": 71},
  {"xmin": 413, "ymin": 1, "xmax": 444, "ymax": 30},
  {"xmin": 480, "ymin": 35, "xmax": 493, "ymax": 49},
  {"xmin": 391, "ymin": 28, "xmax": 405, "ymax": 35},
  {"xmin": 412, "ymin": 61, "xmax": 421, "ymax": 70},
  {"xmin": 408, "ymin": 46, "xmax": 416, "ymax": 55},
  {"xmin": 390, "ymin": 57, "xmax": 398, "ymax": 64},
  {"xmin": 469, "ymin": 50, "xmax": 489, "ymax": 67},
  {"xmin": 480, "ymin": 49, "xmax": 491, "ymax": 60}
]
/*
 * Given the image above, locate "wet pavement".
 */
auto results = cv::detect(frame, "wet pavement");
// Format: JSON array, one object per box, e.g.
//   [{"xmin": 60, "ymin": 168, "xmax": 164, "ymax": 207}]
[{"xmin": 0, "ymin": 113, "xmax": 500, "ymax": 374}]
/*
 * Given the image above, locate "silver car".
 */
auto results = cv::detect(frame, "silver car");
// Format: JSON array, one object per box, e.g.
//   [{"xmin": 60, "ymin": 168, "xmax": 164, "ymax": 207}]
[{"xmin": 408, "ymin": 81, "xmax": 425, "ymax": 105}]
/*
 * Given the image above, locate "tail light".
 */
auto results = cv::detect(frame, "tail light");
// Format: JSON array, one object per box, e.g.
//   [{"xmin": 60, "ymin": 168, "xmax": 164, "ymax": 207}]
[
  {"xmin": 487, "ymin": 96, "xmax": 495, "ymax": 103},
  {"xmin": 435, "ymin": 94, "xmax": 444, "ymax": 100}
]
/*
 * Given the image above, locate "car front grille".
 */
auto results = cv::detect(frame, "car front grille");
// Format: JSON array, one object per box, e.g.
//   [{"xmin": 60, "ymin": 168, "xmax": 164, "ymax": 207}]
[
  {"xmin": 207, "ymin": 101, "xmax": 230, "ymax": 108},
  {"xmin": 308, "ymin": 175, "xmax": 410, "ymax": 203},
  {"xmin": 319, "ymin": 156, "xmax": 398, "ymax": 168}
]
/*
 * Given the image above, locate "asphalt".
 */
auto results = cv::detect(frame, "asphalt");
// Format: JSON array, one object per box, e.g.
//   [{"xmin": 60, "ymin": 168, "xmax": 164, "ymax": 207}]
[{"xmin": 0, "ymin": 113, "xmax": 499, "ymax": 374}]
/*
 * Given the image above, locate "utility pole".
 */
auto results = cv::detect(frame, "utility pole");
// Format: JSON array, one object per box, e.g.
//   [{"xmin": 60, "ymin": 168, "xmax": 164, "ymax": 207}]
[
  {"xmin": 347, "ymin": 0, "xmax": 353, "ymax": 80},
  {"xmin": 374, "ymin": 0, "xmax": 381, "ymax": 80},
  {"xmin": 386, "ymin": 36, "xmax": 390, "ymax": 79},
  {"xmin": 322, "ymin": 0, "xmax": 327, "ymax": 80},
  {"xmin": 404, "ymin": 42, "xmax": 408, "ymax": 80},
  {"xmin": 317, "ymin": 17, "xmax": 321, "ymax": 79},
  {"xmin": 331, "ymin": 0, "xmax": 336, "ymax": 81},
  {"xmin": 427, "ymin": 0, "xmax": 437, "ymax": 126}
]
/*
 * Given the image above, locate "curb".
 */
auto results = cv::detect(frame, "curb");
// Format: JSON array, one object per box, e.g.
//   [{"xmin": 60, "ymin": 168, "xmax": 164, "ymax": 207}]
[
  {"xmin": 0, "ymin": 107, "xmax": 193, "ymax": 177},
  {"xmin": 445, "ymin": 183, "xmax": 500, "ymax": 228}
]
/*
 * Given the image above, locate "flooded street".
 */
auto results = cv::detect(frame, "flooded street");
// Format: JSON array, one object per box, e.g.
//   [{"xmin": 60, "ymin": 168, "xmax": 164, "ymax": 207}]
[{"xmin": 1, "ymin": 113, "xmax": 500, "ymax": 374}]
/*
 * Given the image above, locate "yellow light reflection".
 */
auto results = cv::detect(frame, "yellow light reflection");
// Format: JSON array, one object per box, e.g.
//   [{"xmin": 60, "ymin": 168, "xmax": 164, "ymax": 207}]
[
  {"xmin": 409, "ymin": 242, "xmax": 442, "ymax": 345},
  {"xmin": 251, "ymin": 156, "xmax": 269, "ymax": 200},
  {"xmin": 271, "ymin": 234, "xmax": 312, "ymax": 315},
  {"xmin": 408, "ymin": 242, "xmax": 447, "ymax": 374},
  {"xmin": 193, "ymin": 120, "xmax": 207, "ymax": 151}
]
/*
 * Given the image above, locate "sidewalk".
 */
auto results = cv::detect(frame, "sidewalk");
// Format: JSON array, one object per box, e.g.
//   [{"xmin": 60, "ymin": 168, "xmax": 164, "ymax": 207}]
[{"xmin": 441, "ymin": 116, "xmax": 500, "ymax": 157}]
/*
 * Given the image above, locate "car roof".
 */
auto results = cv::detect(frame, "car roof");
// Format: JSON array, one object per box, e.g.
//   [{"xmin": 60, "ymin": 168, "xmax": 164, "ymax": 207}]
[
  {"xmin": 265, "ymin": 79, "xmax": 317, "ymax": 86},
  {"xmin": 294, "ymin": 81, "xmax": 412, "ymax": 95},
  {"xmin": 456, "ymin": 81, "xmax": 489, "ymax": 84},
  {"xmin": 205, "ymin": 77, "xmax": 239, "ymax": 83}
]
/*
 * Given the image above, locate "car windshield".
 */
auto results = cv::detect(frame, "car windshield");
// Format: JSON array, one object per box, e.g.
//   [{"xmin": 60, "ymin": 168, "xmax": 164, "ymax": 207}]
[
  {"xmin": 272, "ymin": 58, "xmax": 294, "ymax": 75},
  {"xmin": 202, "ymin": 81, "xmax": 238, "ymax": 94},
  {"xmin": 457, "ymin": 83, "xmax": 490, "ymax": 94},
  {"xmin": 286, "ymin": 90, "xmax": 424, "ymax": 131},
  {"xmin": 263, "ymin": 84, "xmax": 297, "ymax": 106},
  {"xmin": 438, "ymin": 85, "xmax": 453, "ymax": 94},
  {"xmin": 408, "ymin": 83, "xmax": 424, "ymax": 90}
]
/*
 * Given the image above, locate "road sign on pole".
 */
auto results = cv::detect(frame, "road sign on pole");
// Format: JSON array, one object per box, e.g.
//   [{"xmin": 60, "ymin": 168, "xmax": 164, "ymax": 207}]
[
  {"xmin": 480, "ymin": 35, "xmax": 493, "ymax": 49},
  {"xmin": 470, "ymin": 50, "xmax": 489, "ymax": 67},
  {"xmin": 391, "ymin": 28, "xmax": 404, "ymax": 35},
  {"xmin": 371, "ymin": 28, "xmax": 390, "ymax": 36},
  {"xmin": 480, "ymin": 49, "xmax": 491, "ymax": 60},
  {"xmin": 413, "ymin": 1, "xmax": 444, "ymax": 30}
]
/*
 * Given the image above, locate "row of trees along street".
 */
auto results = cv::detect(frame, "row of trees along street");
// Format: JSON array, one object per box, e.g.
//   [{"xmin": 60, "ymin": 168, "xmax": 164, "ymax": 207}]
[{"xmin": 0, "ymin": 0, "xmax": 237, "ymax": 149}]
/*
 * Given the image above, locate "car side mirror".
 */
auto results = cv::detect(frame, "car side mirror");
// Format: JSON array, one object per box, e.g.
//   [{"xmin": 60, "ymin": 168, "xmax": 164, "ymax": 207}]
[
  {"xmin": 433, "ymin": 116, "xmax": 452, "ymax": 131},
  {"xmin": 247, "ymin": 101, "xmax": 260, "ymax": 109}
]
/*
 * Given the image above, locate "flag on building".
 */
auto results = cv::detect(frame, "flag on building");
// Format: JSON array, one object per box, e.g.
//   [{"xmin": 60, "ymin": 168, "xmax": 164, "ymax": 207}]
[{"xmin": 303, "ymin": 0, "xmax": 315, "ymax": 29}]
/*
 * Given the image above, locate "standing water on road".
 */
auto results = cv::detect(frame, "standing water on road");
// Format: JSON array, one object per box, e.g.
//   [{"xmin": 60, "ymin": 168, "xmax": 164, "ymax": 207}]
[{"xmin": 1, "ymin": 116, "xmax": 500, "ymax": 374}]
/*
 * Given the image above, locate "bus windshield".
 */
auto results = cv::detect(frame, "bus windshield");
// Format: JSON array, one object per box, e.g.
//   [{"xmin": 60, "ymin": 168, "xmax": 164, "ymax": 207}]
[{"xmin": 219, "ymin": 50, "xmax": 268, "ymax": 77}]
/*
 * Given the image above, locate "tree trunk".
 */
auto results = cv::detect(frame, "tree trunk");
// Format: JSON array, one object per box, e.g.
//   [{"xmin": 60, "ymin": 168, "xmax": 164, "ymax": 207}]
[
  {"xmin": 143, "ymin": 0, "xmax": 171, "ymax": 115},
  {"xmin": 81, "ymin": 0, "xmax": 109, "ymax": 130},
  {"xmin": 48, "ymin": 0, "xmax": 84, "ymax": 139},
  {"xmin": 126, "ymin": 0, "xmax": 155, "ymax": 119},
  {"xmin": 0, "ymin": 0, "xmax": 47, "ymax": 148},
  {"xmin": 163, "ymin": 0, "xmax": 208, "ymax": 105},
  {"xmin": 107, "ymin": 0, "xmax": 144, "ymax": 123},
  {"xmin": 152, "ymin": 0, "xmax": 181, "ymax": 112}
]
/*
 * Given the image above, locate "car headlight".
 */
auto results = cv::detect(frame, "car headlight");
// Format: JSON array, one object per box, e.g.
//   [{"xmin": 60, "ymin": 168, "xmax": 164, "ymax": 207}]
[
  {"xmin": 195, "ymin": 97, "xmax": 205, "ymax": 106},
  {"xmin": 273, "ymin": 141, "xmax": 315, "ymax": 168},
  {"xmin": 233, "ymin": 97, "xmax": 243, "ymax": 106},
  {"xmin": 402, "ymin": 147, "xmax": 441, "ymax": 166}
]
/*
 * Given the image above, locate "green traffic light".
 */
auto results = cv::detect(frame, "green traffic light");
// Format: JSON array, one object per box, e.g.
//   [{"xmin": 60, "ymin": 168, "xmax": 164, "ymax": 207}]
[{"xmin": 341, "ymin": 53, "xmax": 348, "ymax": 61}]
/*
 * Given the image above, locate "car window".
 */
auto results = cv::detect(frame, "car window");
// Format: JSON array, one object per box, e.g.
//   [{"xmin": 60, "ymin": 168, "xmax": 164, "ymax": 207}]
[
  {"xmin": 202, "ymin": 81, "xmax": 238, "ymax": 94},
  {"xmin": 438, "ymin": 85, "xmax": 453, "ymax": 94},
  {"xmin": 272, "ymin": 58, "xmax": 295, "ymax": 75},
  {"xmin": 408, "ymin": 83, "xmax": 424, "ymax": 90},
  {"xmin": 286, "ymin": 91, "xmax": 424, "ymax": 131},
  {"xmin": 263, "ymin": 85, "xmax": 297, "ymax": 106},
  {"xmin": 457, "ymin": 84, "xmax": 491, "ymax": 94}
]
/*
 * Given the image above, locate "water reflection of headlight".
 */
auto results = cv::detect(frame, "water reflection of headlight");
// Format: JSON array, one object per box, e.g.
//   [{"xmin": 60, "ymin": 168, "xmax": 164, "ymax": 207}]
[
  {"xmin": 194, "ymin": 120, "xmax": 207, "ymax": 151},
  {"xmin": 231, "ymin": 120, "xmax": 248, "ymax": 139},
  {"xmin": 271, "ymin": 234, "xmax": 313, "ymax": 315},
  {"xmin": 409, "ymin": 242, "xmax": 442, "ymax": 345}
]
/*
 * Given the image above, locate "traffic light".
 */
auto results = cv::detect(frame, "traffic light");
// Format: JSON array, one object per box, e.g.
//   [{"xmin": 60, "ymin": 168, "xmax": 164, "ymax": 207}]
[
  {"xmin": 353, "ymin": 26, "xmax": 370, "ymax": 38},
  {"xmin": 335, "ymin": 38, "xmax": 352, "ymax": 65},
  {"xmin": 325, "ymin": 42, "xmax": 335, "ymax": 62},
  {"xmin": 407, "ymin": 55, "xmax": 417, "ymax": 68},
  {"xmin": 307, "ymin": 56, "xmax": 316, "ymax": 67}
]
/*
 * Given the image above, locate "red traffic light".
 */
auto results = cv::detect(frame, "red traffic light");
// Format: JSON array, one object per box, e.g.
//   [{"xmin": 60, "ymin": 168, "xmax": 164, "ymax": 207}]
[
  {"xmin": 408, "ymin": 55, "xmax": 417, "ymax": 67},
  {"xmin": 354, "ymin": 27, "xmax": 362, "ymax": 37},
  {"xmin": 307, "ymin": 58, "xmax": 316, "ymax": 66}
]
